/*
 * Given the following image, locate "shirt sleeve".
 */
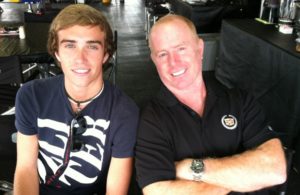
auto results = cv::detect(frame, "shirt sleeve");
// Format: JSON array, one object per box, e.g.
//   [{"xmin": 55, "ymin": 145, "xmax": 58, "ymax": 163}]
[
  {"xmin": 110, "ymin": 94, "xmax": 139, "ymax": 158},
  {"xmin": 135, "ymin": 102, "xmax": 176, "ymax": 189},
  {"xmin": 240, "ymin": 90, "xmax": 278, "ymax": 149}
]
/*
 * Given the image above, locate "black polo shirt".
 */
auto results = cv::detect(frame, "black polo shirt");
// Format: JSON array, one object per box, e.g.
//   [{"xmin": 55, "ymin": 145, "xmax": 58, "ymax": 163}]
[{"xmin": 135, "ymin": 72, "xmax": 277, "ymax": 194}]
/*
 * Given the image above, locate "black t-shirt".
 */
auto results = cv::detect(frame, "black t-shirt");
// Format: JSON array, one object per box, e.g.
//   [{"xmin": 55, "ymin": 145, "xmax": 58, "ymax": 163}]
[{"xmin": 135, "ymin": 72, "xmax": 277, "ymax": 194}]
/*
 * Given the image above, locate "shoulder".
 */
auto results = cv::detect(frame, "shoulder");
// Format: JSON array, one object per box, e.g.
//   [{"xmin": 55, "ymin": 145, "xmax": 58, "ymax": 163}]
[
  {"xmin": 140, "ymin": 90, "xmax": 176, "ymax": 131},
  {"xmin": 17, "ymin": 75, "xmax": 63, "ymax": 99},
  {"xmin": 104, "ymin": 81, "xmax": 139, "ymax": 115},
  {"xmin": 18, "ymin": 75, "xmax": 62, "ymax": 92},
  {"xmin": 203, "ymin": 71, "xmax": 253, "ymax": 104}
]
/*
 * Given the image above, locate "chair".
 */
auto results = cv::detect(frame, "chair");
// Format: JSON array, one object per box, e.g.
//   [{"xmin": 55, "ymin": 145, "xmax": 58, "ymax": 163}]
[
  {"xmin": 0, "ymin": 55, "xmax": 21, "ymax": 141},
  {"xmin": 0, "ymin": 55, "xmax": 23, "ymax": 116},
  {"xmin": 0, "ymin": 53, "xmax": 59, "ymax": 115},
  {"xmin": 145, "ymin": 0, "xmax": 170, "ymax": 39},
  {"xmin": 200, "ymin": 33, "xmax": 220, "ymax": 71},
  {"xmin": 103, "ymin": 30, "xmax": 118, "ymax": 84},
  {"xmin": 0, "ymin": 115, "xmax": 17, "ymax": 194},
  {"xmin": 24, "ymin": 9, "xmax": 60, "ymax": 23},
  {"xmin": 20, "ymin": 53, "xmax": 61, "ymax": 81},
  {"xmin": 0, "ymin": 55, "xmax": 23, "ymax": 86},
  {"xmin": 259, "ymin": 0, "xmax": 280, "ymax": 23}
]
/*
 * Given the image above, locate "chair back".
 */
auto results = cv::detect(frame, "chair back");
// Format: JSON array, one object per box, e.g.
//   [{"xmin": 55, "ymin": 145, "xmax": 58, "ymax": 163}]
[
  {"xmin": 103, "ymin": 30, "xmax": 118, "ymax": 84},
  {"xmin": 0, "ymin": 115, "xmax": 17, "ymax": 184},
  {"xmin": 24, "ymin": 9, "xmax": 60, "ymax": 23},
  {"xmin": 0, "ymin": 55, "xmax": 23, "ymax": 85}
]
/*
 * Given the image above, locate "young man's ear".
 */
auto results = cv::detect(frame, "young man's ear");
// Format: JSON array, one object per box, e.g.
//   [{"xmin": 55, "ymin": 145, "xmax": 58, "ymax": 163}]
[
  {"xmin": 55, "ymin": 52, "xmax": 61, "ymax": 62},
  {"xmin": 102, "ymin": 53, "xmax": 109, "ymax": 64}
]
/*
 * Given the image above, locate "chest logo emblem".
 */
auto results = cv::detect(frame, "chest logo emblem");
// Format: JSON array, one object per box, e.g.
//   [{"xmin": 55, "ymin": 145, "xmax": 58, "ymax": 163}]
[{"xmin": 221, "ymin": 114, "xmax": 238, "ymax": 130}]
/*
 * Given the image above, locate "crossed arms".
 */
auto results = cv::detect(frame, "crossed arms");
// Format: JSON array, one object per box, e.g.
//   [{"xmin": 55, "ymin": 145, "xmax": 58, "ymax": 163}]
[{"xmin": 143, "ymin": 138, "xmax": 287, "ymax": 195}]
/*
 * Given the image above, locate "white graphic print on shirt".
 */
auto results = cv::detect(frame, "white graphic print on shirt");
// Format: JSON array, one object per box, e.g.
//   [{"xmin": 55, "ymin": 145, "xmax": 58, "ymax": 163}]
[{"xmin": 37, "ymin": 116, "xmax": 110, "ymax": 186}]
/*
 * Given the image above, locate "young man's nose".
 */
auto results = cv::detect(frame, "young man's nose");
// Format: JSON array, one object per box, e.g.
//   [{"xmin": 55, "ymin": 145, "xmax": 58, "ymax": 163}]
[{"xmin": 75, "ymin": 48, "xmax": 87, "ymax": 62}]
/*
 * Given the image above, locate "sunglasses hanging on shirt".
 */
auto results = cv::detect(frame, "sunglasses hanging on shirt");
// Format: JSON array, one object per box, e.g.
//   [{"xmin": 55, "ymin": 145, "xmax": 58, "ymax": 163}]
[
  {"xmin": 65, "ymin": 84, "xmax": 104, "ymax": 152},
  {"xmin": 70, "ymin": 114, "xmax": 87, "ymax": 151}
]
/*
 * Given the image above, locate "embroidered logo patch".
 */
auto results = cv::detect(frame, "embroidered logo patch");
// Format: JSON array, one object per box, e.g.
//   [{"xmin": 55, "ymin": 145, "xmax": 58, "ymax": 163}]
[{"xmin": 221, "ymin": 115, "xmax": 238, "ymax": 130}]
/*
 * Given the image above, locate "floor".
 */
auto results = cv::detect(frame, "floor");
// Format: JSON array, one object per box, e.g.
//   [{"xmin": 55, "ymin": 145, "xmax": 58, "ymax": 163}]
[
  {"xmin": 98, "ymin": 2, "xmax": 160, "ymax": 193},
  {"xmin": 93, "ymin": 0, "xmax": 161, "ymax": 109}
]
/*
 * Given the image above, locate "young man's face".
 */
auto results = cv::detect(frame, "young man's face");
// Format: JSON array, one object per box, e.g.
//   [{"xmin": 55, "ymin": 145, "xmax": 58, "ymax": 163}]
[
  {"xmin": 149, "ymin": 20, "xmax": 204, "ymax": 91},
  {"xmin": 55, "ymin": 25, "xmax": 108, "ymax": 90}
]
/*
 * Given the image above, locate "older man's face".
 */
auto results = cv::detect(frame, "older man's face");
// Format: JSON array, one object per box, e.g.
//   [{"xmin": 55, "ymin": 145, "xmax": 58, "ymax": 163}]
[{"xmin": 149, "ymin": 20, "xmax": 204, "ymax": 92}]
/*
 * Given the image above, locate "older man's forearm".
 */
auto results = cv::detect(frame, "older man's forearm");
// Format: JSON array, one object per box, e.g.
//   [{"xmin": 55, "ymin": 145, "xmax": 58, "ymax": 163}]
[
  {"xmin": 143, "ymin": 179, "xmax": 230, "ymax": 195},
  {"xmin": 176, "ymin": 139, "xmax": 287, "ymax": 192}
]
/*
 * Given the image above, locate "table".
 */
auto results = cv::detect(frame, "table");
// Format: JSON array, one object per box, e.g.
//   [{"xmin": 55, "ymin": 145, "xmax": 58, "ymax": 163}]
[
  {"xmin": 0, "ymin": 22, "xmax": 50, "ymax": 56},
  {"xmin": 168, "ymin": 0, "xmax": 261, "ymax": 33},
  {"xmin": 215, "ymin": 19, "xmax": 300, "ymax": 149},
  {"xmin": 0, "ymin": 3, "xmax": 58, "ymax": 56},
  {"xmin": 0, "ymin": 8, "xmax": 24, "ymax": 27}
]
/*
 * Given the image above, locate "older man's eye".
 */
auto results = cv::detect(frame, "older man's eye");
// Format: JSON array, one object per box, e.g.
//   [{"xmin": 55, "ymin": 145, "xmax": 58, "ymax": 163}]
[
  {"xmin": 158, "ymin": 53, "xmax": 167, "ymax": 58},
  {"xmin": 178, "ymin": 47, "xmax": 186, "ymax": 51}
]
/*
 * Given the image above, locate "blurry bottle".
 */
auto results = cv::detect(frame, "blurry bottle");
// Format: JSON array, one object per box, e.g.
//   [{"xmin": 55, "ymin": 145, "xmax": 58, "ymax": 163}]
[
  {"xmin": 295, "ymin": 2, "xmax": 300, "ymax": 33},
  {"xmin": 19, "ymin": 26, "xmax": 26, "ymax": 39},
  {"xmin": 102, "ymin": 0, "xmax": 111, "ymax": 5},
  {"xmin": 36, "ymin": 0, "xmax": 45, "ymax": 15},
  {"xmin": 278, "ymin": 0, "xmax": 296, "ymax": 24},
  {"xmin": 260, "ymin": 0, "xmax": 280, "ymax": 23},
  {"xmin": 25, "ymin": 2, "xmax": 33, "ymax": 13}
]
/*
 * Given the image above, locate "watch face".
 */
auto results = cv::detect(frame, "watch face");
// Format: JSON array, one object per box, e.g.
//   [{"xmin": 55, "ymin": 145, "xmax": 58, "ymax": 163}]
[{"xmin": 191, "ymin": 159, "xmax": 204, "ymax": 173}]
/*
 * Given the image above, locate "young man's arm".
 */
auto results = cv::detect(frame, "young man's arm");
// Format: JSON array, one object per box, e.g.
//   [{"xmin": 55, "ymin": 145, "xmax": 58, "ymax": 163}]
[
  {"xmin": 14, "ymin": 132, "xmax": 39, "ymax": 195},
  {"xmin": 176, "ymin": 138, "xmax": 287, "ymax": 192},
  {"xmin": 106, "ymin": 157, "xmax": 133, "ymax": 195}
]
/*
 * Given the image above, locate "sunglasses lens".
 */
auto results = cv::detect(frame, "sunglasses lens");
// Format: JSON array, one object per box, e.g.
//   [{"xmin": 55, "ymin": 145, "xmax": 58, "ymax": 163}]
[
  {"xmin": 73, "ymin": 139, "xmax": 84, "ymax": 151},
  {"xmin": 73, "ymin": 115, "xmax": 87, "ymax": 135},
  {"xmin": 71, "ymin": 115, "xmax": 87, "ymax": 151}
]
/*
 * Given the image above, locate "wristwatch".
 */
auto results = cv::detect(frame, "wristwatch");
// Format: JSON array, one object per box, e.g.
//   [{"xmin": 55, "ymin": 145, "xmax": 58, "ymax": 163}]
[{"xmin": 190, "ymin": 159, "xmax": 205, "ymax": 181}]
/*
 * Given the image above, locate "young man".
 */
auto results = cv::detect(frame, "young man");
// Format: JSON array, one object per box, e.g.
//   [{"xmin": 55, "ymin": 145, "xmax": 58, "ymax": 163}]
[
  {"xmin": 135, "ymin": 14, "xmax": 287, "ymax": 195},
  {"xmin": 13, "ymin": 4, "xmax": 139, "ymax": 195}
]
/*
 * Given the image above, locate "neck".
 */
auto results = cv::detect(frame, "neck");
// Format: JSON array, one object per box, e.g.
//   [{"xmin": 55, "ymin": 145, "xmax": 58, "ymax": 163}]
[
  {"xmin": 173, "ymin": 78, "xmax": 206, "ymax": 116},
  {"xmin": 65, "ymin": 83, "xmax": 104, "ymax": 114}
]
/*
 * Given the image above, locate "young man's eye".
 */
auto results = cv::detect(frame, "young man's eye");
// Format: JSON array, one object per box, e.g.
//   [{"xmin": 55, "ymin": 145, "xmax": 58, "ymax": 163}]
[
  {"xmin": 64, "ymin": 43, "xmax": 75, "ymax": 49},
  {"xmin": 88, "ymin": 45, "xmax": 99, "ymax": 50}
]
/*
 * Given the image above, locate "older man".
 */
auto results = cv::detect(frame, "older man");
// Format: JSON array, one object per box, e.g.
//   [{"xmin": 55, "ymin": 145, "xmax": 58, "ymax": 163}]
[{"xmin": 135, "ymin": 14, "xmax": 286, "ymax": 195}]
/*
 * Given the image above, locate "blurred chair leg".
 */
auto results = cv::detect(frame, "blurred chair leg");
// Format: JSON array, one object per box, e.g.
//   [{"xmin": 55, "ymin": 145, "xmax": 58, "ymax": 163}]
[{"xmin": 112, "ymin": 30, "xmax": 117, "ymax": 84}]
